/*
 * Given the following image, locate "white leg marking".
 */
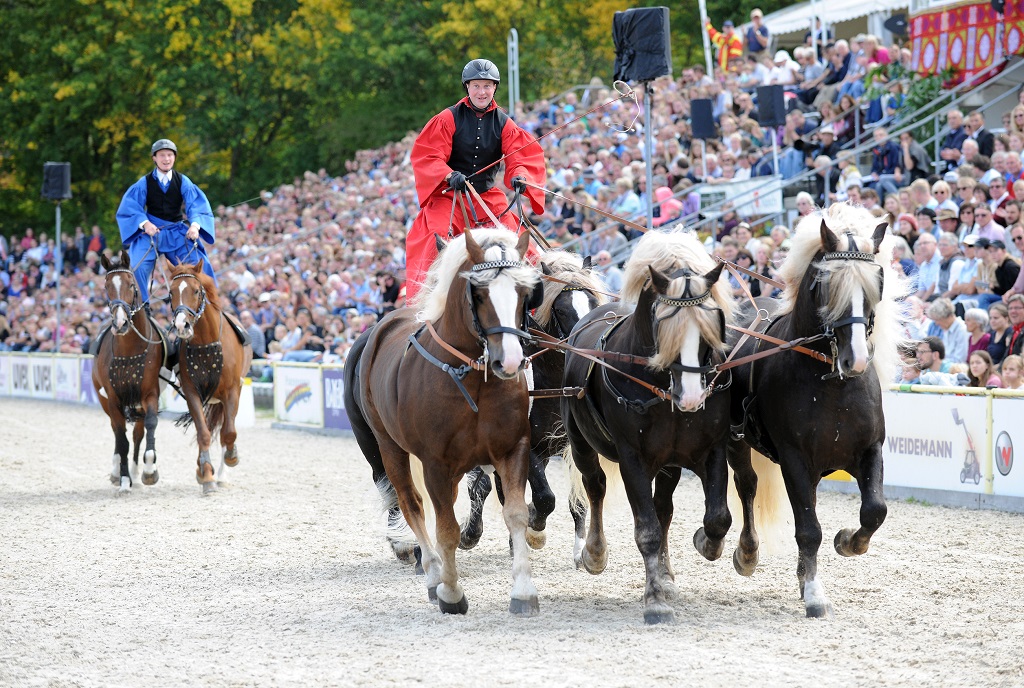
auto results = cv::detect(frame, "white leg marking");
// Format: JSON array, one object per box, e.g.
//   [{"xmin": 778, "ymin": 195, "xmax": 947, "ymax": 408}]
[{"xmin": 143, "ymin": 449, "xmax": 156, "ymax": 474}]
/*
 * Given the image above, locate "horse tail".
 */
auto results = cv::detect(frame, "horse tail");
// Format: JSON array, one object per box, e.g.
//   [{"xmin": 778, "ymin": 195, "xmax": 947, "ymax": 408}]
[
  {"xmin": 728, "ymin": 450, "xmax": 792, "ymax": 555},
  {"xmin": 564, "ymin": 443, "xmax": 623, "ymax": 513},
  {"xmin": 205, "ymin": 401, "xmax": 225, "ymax": 438},
  {"xmin": 344, "ymin": 329, "xmax": 389, "ymax": 483}
]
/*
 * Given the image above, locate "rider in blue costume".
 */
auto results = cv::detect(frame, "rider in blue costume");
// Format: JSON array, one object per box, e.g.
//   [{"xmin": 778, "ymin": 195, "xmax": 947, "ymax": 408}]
[{"xmin": 115, "ymin": 139, "xmax": 216, "ymax": 307}]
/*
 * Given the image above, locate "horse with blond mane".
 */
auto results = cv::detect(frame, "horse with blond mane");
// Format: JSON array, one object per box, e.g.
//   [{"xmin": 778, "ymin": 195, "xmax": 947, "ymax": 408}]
[
  {"xmin": 560, "ymin": 230, "xmax": 736, "ymax": 624},
  {"xmin": 727, "ymin": 203, "xmax": 907, "ymax": 617}
]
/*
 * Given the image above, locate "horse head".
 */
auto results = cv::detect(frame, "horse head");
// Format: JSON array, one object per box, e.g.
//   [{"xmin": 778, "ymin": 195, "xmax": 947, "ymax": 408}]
[
  {"xmin": 809, "ymin": 217, "xmax": 888, "ymax": 379},
  {"xmin": 168, "ymin": 258, "xmax": 210, "ymax": 341},
  {"xmin": 462, "ymin": 229, "xmax": 541, "ymax": 380},
  {"xmin": 645, "ymin": 261, "xmax": 728, "ymax": 411},
  {"xmin": 532, "ymin": 253, "xmax": 606, "ymax": 340},
  {"xmin": 101, "ymin": 249, "xmax": 141, "ymax": 335}
]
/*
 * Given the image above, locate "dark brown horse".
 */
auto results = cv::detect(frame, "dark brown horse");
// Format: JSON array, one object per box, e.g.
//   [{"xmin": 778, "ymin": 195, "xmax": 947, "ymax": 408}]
[
  {"xmin": 167, "ymin": 259, "xmax": 253, "ymax": 494},
  {"xmin": 93, "ymin": 249, "xmax": 169, "ymax": 493},
  {"xmin": 345, "ymin": 227, "xmax": 544, "ymax": 616}
]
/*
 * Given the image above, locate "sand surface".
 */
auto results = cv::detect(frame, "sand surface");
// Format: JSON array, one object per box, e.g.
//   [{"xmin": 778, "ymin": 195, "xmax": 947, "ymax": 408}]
[{"xmin": 2, "ymin": 399, "xmax": 1023, "ymax": 687}]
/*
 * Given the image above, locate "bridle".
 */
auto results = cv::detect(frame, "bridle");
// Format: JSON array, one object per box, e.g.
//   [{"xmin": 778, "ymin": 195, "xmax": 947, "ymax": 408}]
[
  {"xmin": 545, "ymin": 285, "xmax": 592, "ymax": 341},
  {"xmin": 104, "ymin": 267, "xmax": 162, "ymax": 345},
  {"xmin": 464, "ymin": 244, "xmax": 537, "ymax": 349},
  {"xmin": 169, "ymin": 271, "xmax": 209, "ymax": 331},
  {"xmin": 808, "ymin": 231, "xmax": 883, "ymax": 380}
]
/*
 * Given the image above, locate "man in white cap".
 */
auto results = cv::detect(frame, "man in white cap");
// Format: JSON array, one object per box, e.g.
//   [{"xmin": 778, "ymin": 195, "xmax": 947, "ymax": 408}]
[
  {"xmin": 745, "ymin": 9, "xmax": 770, "ymax": 58},
  {"xmin": 768, "ymin": 49, "xmax": 800, "ymax": 86}
]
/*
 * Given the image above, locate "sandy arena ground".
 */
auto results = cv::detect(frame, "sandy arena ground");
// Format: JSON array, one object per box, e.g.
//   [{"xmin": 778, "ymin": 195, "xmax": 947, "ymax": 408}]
[{"xmin": 2, "ymin": 398, "xmax": 1023, "ymax": 687}]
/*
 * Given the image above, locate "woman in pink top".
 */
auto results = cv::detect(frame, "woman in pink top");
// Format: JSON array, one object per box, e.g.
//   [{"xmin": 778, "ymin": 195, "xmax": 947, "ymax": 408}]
[
  {"xmin": 968, "ymin": 350, "xmax": 1002, "ymax": 388},
  {"xmin": 652, "ymin": 186, "xmax": 683, "ymax": 227}
]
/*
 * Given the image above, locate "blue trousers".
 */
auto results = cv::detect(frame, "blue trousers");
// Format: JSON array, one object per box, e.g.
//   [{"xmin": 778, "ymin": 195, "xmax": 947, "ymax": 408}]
[{"xmin": 128, "ymin": 225, "xmax": 215, "ymax": 302}]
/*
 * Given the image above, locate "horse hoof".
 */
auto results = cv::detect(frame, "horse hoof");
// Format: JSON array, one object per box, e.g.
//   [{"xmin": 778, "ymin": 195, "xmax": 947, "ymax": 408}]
[
  {"xmin": 109, "ymin": 474, "xmax": 120, "ymax": 486},
  {"xmin": 509, "ymin": 596, "xmax": 540, "ymax": 617},
  {"xmin": 458, "ymin": 524, "xmax": 483, "ymax": 550},
  {"xmin": 202, "ymin": 481, "xmax": 218, "ymax": 495},
  {"xmin": 439, "ymin": 595, "xmax": 469, "ymax": 615},
  {"xmin": 643, "ymin": 604, "xmax": 675, "ymax": 625},
  {"xmin": 224, "ymin": 449, "xmax": 239, "ymax": 468},
  {"xmin": 693, "ymin": 527, "xmax": 725, "ymax": 561},
  {"xmin": 525, "ymin": 527, "xmax": 546, "ymax": 550},
  {"xmin": 579, "ymin": 548, "xmax": 607, "ymax": 575},
  {"xmin": 732, "ymin": 547, "xmax": 758, "ymax": 577},
  {"xmin": 427, "ymin": 586, "xmax": 438, "ymax": 604},
  {"xmin": 142, "ymin": 470, "xmax": 159, "ymax": 486},
  {"xmin": 806, "ymin": 601, "xmax": 835, "ymax": 619},
  {"xmin": 834, "ymin": 528, "xmax": 865, "ymax": 557}
]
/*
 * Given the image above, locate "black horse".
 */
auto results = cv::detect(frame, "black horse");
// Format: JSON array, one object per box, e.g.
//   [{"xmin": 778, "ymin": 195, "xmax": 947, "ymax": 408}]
[
  {"xmin": 560, "ymin": 231, "xmax": 735, "ymax": 624},
  {"xmin": 458, "ymin": 250, "xmax": 607, "ymax": 551},
  {"xmin": 727, "ymin": 205, "xmax": 906, "ymax": 617}
]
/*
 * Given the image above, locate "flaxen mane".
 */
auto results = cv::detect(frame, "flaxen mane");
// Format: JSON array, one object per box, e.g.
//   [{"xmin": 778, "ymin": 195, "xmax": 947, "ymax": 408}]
[{"xmin": 532, "ymin": 250, "xmax": 609, "ymax": 328}]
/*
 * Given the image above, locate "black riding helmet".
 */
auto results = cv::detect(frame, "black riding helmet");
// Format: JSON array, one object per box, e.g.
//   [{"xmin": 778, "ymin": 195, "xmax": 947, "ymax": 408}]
[{"xmin": 462, "ymin": 59, "xmax": 500, "ymax": 90}]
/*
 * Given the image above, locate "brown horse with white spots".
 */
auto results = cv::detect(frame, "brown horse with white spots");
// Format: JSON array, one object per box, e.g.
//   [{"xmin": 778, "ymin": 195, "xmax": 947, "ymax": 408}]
[{"xmin": 167, "ymin": 259, "xmax": 253, "ymax": 494}]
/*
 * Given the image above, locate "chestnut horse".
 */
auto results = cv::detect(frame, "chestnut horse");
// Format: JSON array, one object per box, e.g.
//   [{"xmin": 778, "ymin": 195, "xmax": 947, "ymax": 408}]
[
  {"xmin": 344, "ymin": 228, "xmax": 544, "ymax": 616},
  {"xmin": 93, "ymin": 249, "xmax": 169, "ymax": 492},
  {"xmin": 167, "ymin": 259, "xmax": 253, "ymax": 494},
  {"xmin": 727, "ymin": 204, "xmax": 907, "ymax": 617}
]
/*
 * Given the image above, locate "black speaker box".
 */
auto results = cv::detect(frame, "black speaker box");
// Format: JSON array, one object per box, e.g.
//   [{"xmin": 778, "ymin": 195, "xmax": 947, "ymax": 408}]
[
  {"xmin": 613, "ymin": 7, "xmax": 672, "ymax": 83},
  {"xmin": 691, "ymin": 99, "xmax": 716, "ymax": 140},
  {"xmin": 42, "ymin": 162, "xmax": 72, "ymax": 200},
  {"xmin": 756, "ymin": 85, "xmax": 787, "ymax": 128}
]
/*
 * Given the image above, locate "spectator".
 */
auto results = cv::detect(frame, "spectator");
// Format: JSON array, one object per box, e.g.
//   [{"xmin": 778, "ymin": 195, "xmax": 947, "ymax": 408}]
[
  {"xmin": 899, "ymin": 130, "xmax": 933, "ymax": 187},
  {"xmin": 1000, "ymin": 354, "xmax": 1024, "ymax": 389},
  {"xmin": 240, "ymin": 310, "xmax": 266, "ymax": 358},
  {"xmin": 936, "ymin": 208, "xmax": 960, "ymax": 238},
  {"xmin": 987, "ymin": 302, "xmax": 1013, "ymax": 364},
  {"xmin": 957, "ymin": 202, "xmax": 977, "ymax": 241},
  {"xmin": 705, "ymin": 18, "xmax": 744, "ymax": 72},
  {"xmin": 795, "ymin": 191, "xmax": 815, "ymax": 219},
  {"xmin": 964, "ymin": 307, "xmax": 992, "ymax": 357},
  {"xmin": 910, "ymin": 179, "xmax": 938, "ymax": 213},
  {"xmin": 896, "ymin": 213, "xmax": 920, "ymax": 249},
  {"xmin": 652, "ymin": 186, "xmax": 683, "ymax": 227},
  {"xmin": 814, "ymin": 40, "xmax": 851, "ymax": 108},
  {"xmin": 940, "ymin": 109, "xmax": 968, "ymax": 172},
  {"xmin": 915, "ymin": 336, "xmax": 951, "ymax": 375},
  {"xmin": 977, "ymin": 240, "xmax": 1021, "ymax": 308},
  {"xmin": 973, "ymin": 206, "xmax": 1007, "ymax": 243},
  {"xmin": 813, "ymin": 155, "xmax": 840, "ymax": 206},
  {"xmin": 967, "ymin": 350, "xmax": 1002, "ymax": 387},
  {"xmin": 1007, "ymin": 294, "xmax": 1024, "ymax": 357},
  {"xmin": 1003, "ymin": 224, "xmax": 1024, "ymax": 298},
  {"xmin": 768, "ymin": 50, "xmax": 800, "ymax": 86},
  {"xmin": 968, "ymin": 110, "xmax": 995, "ymax": 158},
  {"xmin": 956, "ymin": 177, "xmax": 978, "ymax": 206},
  {"xmin": 932, "ymin": 181, "xmax": 958, "ymax": 214},
  {"xmin": 594, "ymin": 250, "xmax": 623, "ymax": 294},
  {"xmin": 926, "ymin": 298, "xmax": 969, "ymax": 363},
  {"xmin": 913, "ymin": 233, "xmax": 941, "ymax": 300},
  {"xmin": 744, "ymin": 9, "xmax": 770, "ymax": 58},
  {"xmin": 936, "ymin": 232, "xmax": 965, "ymax": 299},
  {"xmin": 916, "ymin": 207, "xmax": 938, "ymax": 239},
  {"xmin": 867, "ymin": 127, "xmax": 902, "ymax": 197}
]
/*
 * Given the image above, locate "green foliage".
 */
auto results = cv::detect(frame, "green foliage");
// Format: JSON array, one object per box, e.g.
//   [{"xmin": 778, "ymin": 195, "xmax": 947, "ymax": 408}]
[{"xmin": 0, "ymin": 0, "xmax": 791, "ymax": 241}]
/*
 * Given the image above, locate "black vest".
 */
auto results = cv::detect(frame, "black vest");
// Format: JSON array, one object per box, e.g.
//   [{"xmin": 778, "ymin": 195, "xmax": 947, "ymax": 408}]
[
  {"xmin": 447, "ymin": 102, "xmax": 507, "ymax": 194},
  {"xmin": 145, "ymin": 171, "xmax": 185, "ymax": 223}
]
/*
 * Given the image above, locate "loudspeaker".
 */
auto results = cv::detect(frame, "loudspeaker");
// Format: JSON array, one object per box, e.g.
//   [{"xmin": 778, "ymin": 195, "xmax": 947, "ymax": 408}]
[
  {"xmin": 756, "ymin": 86, "xmax": 786, "ymax": 128},
  {"xmin": 42, "ymin": 162, "xmax": 72, "ymax": 201},
  {"xmin": 691, "ymin": 99, "xmax": 716, "ymax": 140},
  {"xmin": 612, "ymin": 7, "xmax": 672, "ymax": 83}
]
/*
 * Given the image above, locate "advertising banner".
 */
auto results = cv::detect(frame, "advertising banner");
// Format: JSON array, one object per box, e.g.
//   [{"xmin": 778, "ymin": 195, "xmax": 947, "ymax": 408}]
[
  {"xmin": 10, "ymin": 355, "xmax": 33, "ymax": 398},
  {"xmin": 0, "ymin": 354, "xmax": 9, "ymax": 396},
  {"xmin": 911, "ymin": 1, "xmax": 1024, "ymax": 78},
  {"xmin": 29, "ymin": 357, "xmax": 54, "ymax": 399},
  {"xmin": 273, "ymin": 364, "xmax": 323, "ymax": 426},
  {"xmin": 80, "ymin": 357, "xmax": 99, "ymax": 406},
  {"xmin": 991, "ymin": 396, "xmax": 1024, "ymax": 498},
  {"xmin": 53, "ymin": 357, "xmax": 80, "ymax": 403},
  {"xmin": 322, "ymin": 367, "xmax": 352, "ymax": 432},
  {"xmin": 882, "ymin": 391, "xmax": 989, "ymax": 493}
]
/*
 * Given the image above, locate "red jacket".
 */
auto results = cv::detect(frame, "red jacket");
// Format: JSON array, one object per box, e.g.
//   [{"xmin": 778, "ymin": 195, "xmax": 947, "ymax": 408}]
[{"xmin": 405, "ymin": 97, "xmax": 546, "ymax": 298}]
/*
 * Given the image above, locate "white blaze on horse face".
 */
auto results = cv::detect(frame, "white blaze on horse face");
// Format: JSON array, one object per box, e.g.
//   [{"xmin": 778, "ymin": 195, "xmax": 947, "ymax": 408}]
[
  {"xmin": 112, "ymin": 275, "xmax": 127, "ymax": 329},
  {"xmin": 571, "ymin": 290, "xmax": 591, "ymax": 325},
  {"xmin": 850, "ymin": 289, "xmax": 869, "ymax": 374},
  {"xmin": 174, "ymin": 280, "xmax": 189, "ymax": 334},
  {"xmin": 488, "ymin": 272, "xmax": 525, "ymax": 376},
  {"xmin": 679, "ymin": 323, "xmax": 704, "ymax": 410}
]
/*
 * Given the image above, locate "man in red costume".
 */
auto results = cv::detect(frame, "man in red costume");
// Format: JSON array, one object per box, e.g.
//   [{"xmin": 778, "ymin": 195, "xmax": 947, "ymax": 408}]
[{"xmin": 405, "ymin": 58, "xmax": 547, "ymax": 298}]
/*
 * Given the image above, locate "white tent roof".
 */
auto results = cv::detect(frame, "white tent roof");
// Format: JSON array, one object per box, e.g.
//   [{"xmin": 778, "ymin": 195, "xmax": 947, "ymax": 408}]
[{"xmin": 761, "ymin": 0, "xmax": 908, "ymax": 37}]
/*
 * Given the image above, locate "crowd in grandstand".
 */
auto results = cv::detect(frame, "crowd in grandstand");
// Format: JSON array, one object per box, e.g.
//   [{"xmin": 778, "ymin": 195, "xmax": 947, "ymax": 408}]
[{"xmin": 3, "ymin": 8, "xmax": 1024, "ymax": 387}]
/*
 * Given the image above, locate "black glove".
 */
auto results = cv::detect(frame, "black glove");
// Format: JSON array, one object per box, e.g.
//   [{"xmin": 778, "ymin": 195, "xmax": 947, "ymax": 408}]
[
  {"xmin": 511, "ymin": 176, "xmax": 527, "ymax": 193},
  {"xmin": 447, "ymin": 171, "xmax": 468, "ymax": 192}
]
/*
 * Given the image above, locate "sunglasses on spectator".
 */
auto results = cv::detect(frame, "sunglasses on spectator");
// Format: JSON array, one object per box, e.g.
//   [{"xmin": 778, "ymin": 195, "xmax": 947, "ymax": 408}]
[
  {"xmin": 958, "ymin": 185, "xmax": 972, "ymax": 190},
  {"xmin": 1014, "ymin": 235, "xmax": 1024, "ymax": 242}
]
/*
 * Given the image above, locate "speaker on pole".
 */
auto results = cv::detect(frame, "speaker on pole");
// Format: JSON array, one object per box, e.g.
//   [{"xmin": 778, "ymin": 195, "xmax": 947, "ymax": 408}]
[
  {"xmin": 691, "ymin": 99, "xmax": 716, "ymax": 140},
  {"xmin": 42, "ymin": 162, "xmax": 72, "ymax": 201},
  {"xmin": 756, "ymin": 86, "xmax": 787, "ymax": 128},
  {"xmin": 613, "ymin": 7, "xmax": 672, "ymax": 83}
]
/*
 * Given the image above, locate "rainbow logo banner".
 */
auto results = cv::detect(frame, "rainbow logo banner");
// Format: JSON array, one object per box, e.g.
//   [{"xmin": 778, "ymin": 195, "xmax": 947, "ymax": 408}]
[{"xmin": 911, "ymin": 0, "xmax": 1024, "ymax": 78}]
